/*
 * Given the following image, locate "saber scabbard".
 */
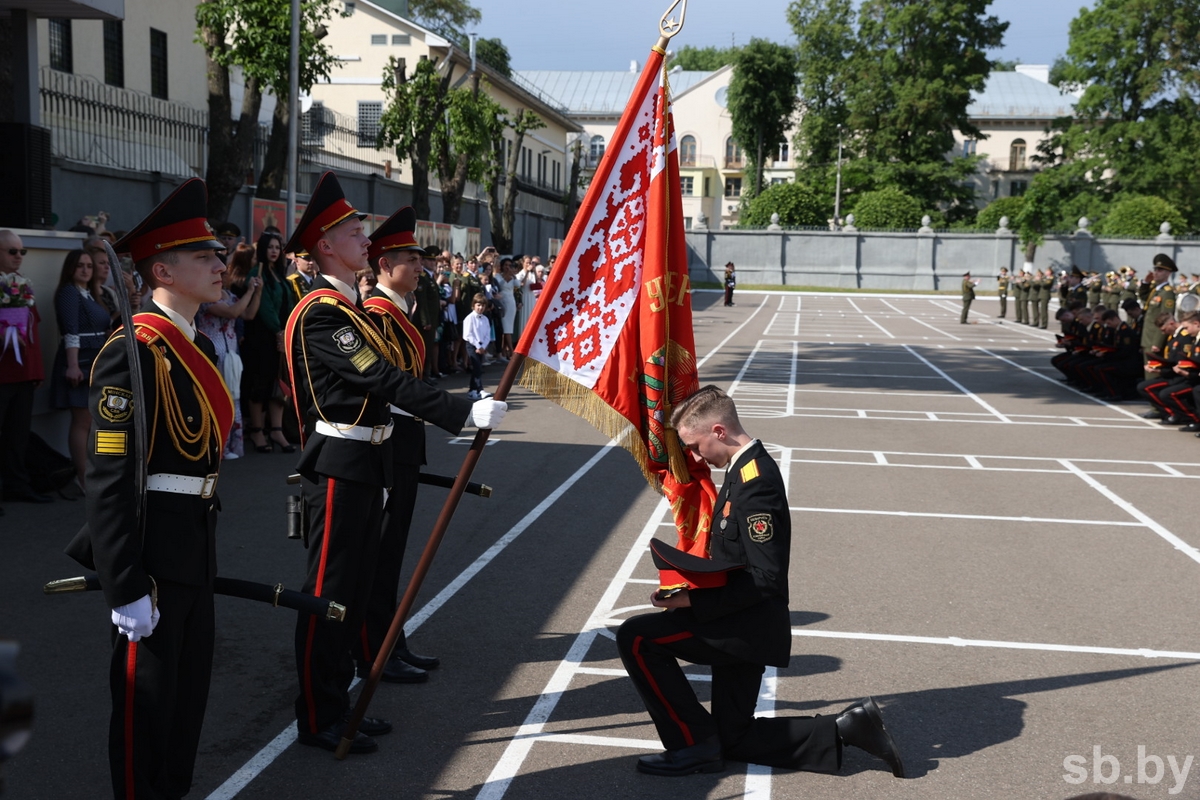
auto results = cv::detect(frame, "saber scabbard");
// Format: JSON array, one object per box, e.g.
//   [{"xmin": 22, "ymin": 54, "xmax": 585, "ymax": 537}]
[
  {"xmin": 287, "ymin": 472, "xmax": 492, "ymax": 498},
  {"xmin": 44, "ymin": 575, "xmax": 346, "ymax": 622}
]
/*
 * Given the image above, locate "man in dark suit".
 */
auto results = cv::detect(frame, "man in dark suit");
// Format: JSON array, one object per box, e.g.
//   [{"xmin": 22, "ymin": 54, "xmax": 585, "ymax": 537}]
[
  {"xmin": 357, "ymin": 206, "xmax": 457, "ymax": 684},
  {"xmin": 412, "ymin": 246, "xmax": 442, "ymax": 385},
  {"xmin": 617, "ymin": 386, "xmax": 903, "ymax": 779},
  {"xmin": 283, "ymin": 173, "xmax": 503, "ymax": 755},
  {"xmin": 65, "ymin": 180, "xmax": 233, "ymax": 799}
]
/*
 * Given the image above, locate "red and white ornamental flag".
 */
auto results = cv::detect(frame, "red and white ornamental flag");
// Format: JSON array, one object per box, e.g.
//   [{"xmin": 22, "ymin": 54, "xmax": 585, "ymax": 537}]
[{"xmin": 516, "ymin": 46, "xmax": 716, "ymax": 557}]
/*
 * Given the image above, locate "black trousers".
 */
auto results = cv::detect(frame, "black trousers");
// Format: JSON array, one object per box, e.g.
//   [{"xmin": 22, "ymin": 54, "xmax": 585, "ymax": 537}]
[
  {"xmin": 109, "ymin": 580, "xmax": 214, "ymax": 800},
  {"xmin": 1160, "ymin": 378, "xmax": 1199, "ymax": 421},
  {"xmin": 616, "ymin": 611, "xmax": 840, "ymax": 772},
  {"xmin": 295, "ymin": 475, "xmax": 383, "ymax": 734},
  {"xmin": 359, "ymin": 463, "xmax": 421, "ymax": 665},
  {"xmin": 0, "ymin": 380, "xmax": 35, "ymax": 496}
]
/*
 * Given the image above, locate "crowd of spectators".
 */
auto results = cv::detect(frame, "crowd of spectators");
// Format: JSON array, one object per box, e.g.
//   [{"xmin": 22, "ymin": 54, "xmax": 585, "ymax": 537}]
[{"xmin": 0, "ymin": 214, "xmax": 556, "ymax": 513}]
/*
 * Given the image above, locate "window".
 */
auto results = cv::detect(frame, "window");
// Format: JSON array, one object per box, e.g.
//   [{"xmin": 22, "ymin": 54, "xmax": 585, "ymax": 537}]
[
  {"xmin": 392, "ymin": 34, "xmax": 410, "ymax": 45},
  {"xmin": 48, "ymin": 19, "xmax": 73, "ymax": 73},
  {"xmin": 357, "ymin": 101, "xmax": 382, "ymax": 146},
  {"xmin": 680, "ymin": 176, "xmax": 694, "ymax": 196},
  {"xmin": 724, "ymin": 137, "xmax": 743, "ymax": 168},
  {"xmin": 588, "ymin": 135, "xmax": 605, "ymax": 166},
  {"xmin": 103, "ymin": 20, "xmax": 124, "ymax": 87},
  {"xmin": 1010, "ymin": 180, "xmax": 1028, "ymax": 197},
  {"xmin": 1009, "ymin": 138, "xmax": 1027, "ymax": 172},
  {"xmin": 962, "ymin": 139, "xmax": 977, "ymax": 157},
  {"xmin": 302, "ymin": 102, "xmax": 327, "ymax": 147},
  {"xmin": 724, "ymin": 177, "xmax": 742, "ymax": 198},
  {"xmin": 771, "ymin": 177, "xmax": 789, "ymax": 185},
  {"xmin": 149, "ymin": 28, "xmax": 168, "ymax": 99},
  {"xmin": 703, "ymin": 177, "xmax": 711, "ymax": 197},
  {"xmin": 344, "ymin": 1, "xmax": 355, "ymax": 13},
  {"xmin": 371, "ymin": 34, "xmax": 387, "ymax": 45},
  {"xmin": 552, "ymin": 160, "xmax": 560, "ymax": 190},
  {"xmin": 684, "ymin": 216, "xmax": 693, "ymax": 230},
  {"xmin": 679, "ymin": 135, "xmax": 697, "ymax": 167},
  {"xmin": 777, "ymin": 140, "xmax": 790, "ymax": 163}
]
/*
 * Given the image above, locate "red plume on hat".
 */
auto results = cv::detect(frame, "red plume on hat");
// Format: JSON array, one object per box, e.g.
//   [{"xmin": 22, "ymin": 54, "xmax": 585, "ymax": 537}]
[
  {"xmin": 113, "ymin": 178, "xmax": 222, "ymax": 263},
  {"xmin": 285, "ymin": 171, "xmax": 366, "ymax": 256}
]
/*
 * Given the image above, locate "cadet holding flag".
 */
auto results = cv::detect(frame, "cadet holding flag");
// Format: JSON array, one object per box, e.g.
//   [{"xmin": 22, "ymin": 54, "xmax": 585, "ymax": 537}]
[
  {"xmin": 282, "ymin": 173, "xmax": 499, "ymax": 755},
  {"xmin": 64, "ymin": 179, "xmax": 233, "ymax": 799}
]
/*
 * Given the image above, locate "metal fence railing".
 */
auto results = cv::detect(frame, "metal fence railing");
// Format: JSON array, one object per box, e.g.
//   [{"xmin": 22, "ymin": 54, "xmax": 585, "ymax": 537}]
[{"xmin": 39, "ymin": 67, "xmax": 208, "ymax": 177}]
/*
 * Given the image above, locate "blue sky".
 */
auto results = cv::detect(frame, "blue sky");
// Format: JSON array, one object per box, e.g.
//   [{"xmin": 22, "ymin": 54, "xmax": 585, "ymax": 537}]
[{"xmin": 474, "ymin": 0, "xmax": 1080, "ymax": 72}]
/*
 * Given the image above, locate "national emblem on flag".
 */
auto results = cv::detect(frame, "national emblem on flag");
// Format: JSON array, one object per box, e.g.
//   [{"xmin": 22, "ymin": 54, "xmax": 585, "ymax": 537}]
[{"xmin": 515, "ymin": 44, "xmax": 716, "ymax": 558}]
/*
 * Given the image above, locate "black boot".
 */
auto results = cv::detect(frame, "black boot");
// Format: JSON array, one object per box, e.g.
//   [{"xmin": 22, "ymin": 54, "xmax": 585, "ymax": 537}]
[
  {"xmin": 836, "ymin": 697, "xmax": 905, "ymax": 778},
  {"xmin": 636, "ymin": 735, "xmax": 724, "ymax": 777}
]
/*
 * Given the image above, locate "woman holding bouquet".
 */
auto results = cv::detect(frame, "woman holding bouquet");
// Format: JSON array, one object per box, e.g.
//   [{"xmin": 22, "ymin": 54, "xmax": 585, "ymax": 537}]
[{"xmin": 51, "ymin": 249, "xmax": 112, "ymax": 491}]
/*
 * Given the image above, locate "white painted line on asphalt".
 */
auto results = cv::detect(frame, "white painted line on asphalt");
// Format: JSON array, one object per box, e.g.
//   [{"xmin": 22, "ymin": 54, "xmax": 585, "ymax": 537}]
[
  {"xmin": 791, "ymin": 446, "xmax": 1200, "ymax": 470},
  {"xmin": 787, "ymin": 341, "xmax": 798, "ymax": 417},
  {"xmin": 1157, "ymin": 463, "xmax": 1187, "ymax": 477},
  {"xmin": 697, "ymin": 295, "xmax": 770, "ymax": 370},
  {"xmin": 763, "ymin": 410, "xmax": 1147, "ymax": 429},
  {"xmin": 791, "ymin": 505, "xmax": 1142, "ymax": 526},
  {"xmin": 909, "ymin": 314, "xmax": 962, "ymax": 341},
  {"xmin": 744, "ymin": 668, "xmax": 778, "ymax": 797},
  {"xmin": 880, "ymin": 299, "xmax": 907, "ymax": 315},
  {"xmin": 791, "ymin": 629, "xmax": 1200, "ymax": 661},
  {"xmin": 902, "ymin": 344, "xmax": 1012, "ymax": 424},
  {"xmin": 1059, "ymin": 459, "xmax": 1200, "ymax": 566},
  {"xmin": 793, "ymin": 388, "xmax": 962, "ymax": 398},
  {"xmin": 976, "ymin": 347, "xmax": 1159, "ymax": 428},
  {"xmin": 538, "ymin": 733, "xmax": 661, "ymax": 749},
  {"xmin": 727, "ymin": 339, "xmax": 766, "ymax": 397},
  {"xmin": 475, "ymin": 497, "xmax": 671, "ymax": 800},
  {"xmin": 799, "ymin": 371, "xmax": 944, "ymax": 379},
  {"xmin": 207, "ymin": 443, "xmax": 620, "ymax": 800}
]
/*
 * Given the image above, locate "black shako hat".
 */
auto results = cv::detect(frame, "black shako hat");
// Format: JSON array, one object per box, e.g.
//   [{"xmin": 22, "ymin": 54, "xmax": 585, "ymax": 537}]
[
  {"xmin": 367, "ymin": 206, "xmax": 423, "ymax": 264},
  {"xmin": 285, "ymin": 171, "xmax": 367, "ymax": 256},
  {"xmin": 114, "ymin": 178, "xmax": 222, "ymax": 263}
]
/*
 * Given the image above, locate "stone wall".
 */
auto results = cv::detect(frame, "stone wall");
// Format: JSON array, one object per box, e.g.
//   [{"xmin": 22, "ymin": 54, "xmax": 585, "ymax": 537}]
[{"xmin": 685, "ymin": 227, "xmax": 1199, "ymax": 291}]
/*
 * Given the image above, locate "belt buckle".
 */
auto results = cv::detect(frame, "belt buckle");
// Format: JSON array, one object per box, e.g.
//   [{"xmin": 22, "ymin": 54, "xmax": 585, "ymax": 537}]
[
  {"xmin": 370, "ymin": 425, "xmax": 387, "ymax": 445},
  {"xmin": 200, "ymin": 474, "xmax": 218, "ymax": 499}
]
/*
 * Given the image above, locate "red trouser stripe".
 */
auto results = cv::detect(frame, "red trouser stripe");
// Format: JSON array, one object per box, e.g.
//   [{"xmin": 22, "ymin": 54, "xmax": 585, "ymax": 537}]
[
  {"xmin": 303, "ymin": 477, "xmax": 337, "ymax": 733},
  {"xmin": 1169, "ymin": 388, "xmax": 1199, "ymax": 421},
  {"xmin": 124, "ymin": 641, "xmax": 138, "ymax": 800},
  {"xmin": 633, "ymin": 632, "xmax": 696, "ymax": 747},
  {"xmin": 1144, "ymin": 381, "xmax": 1169, "ymax": 412},
  {"xmin": 360, "ymin": 623, "xmax": 372, "ymax": 663}
]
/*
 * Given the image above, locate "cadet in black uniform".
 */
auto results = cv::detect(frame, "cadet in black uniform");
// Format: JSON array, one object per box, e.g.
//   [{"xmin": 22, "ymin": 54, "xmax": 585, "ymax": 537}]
[
  {"xmin": 356, "ymin": 206, "xmax": 457, "ymax": 683},
  {"xmin": 617, "ymin": 386, "xmax": 903, "ymax": 779},
  {"xmin": 65, "ymin": 179, "xmax": 232, "ymax": 799},
  {"xmin": 283, "ymin": 173, "xmax": 501, "ymax": 754}
]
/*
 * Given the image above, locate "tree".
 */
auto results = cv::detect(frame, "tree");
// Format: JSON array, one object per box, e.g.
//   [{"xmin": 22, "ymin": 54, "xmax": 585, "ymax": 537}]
[
  {"xmin": 740, "ymin": 182, "xmax": 826, "ymax": 227},
  {"xmin": 668, "ymin": 45, "xmax": 739, "ymax": 71},
  {"xmin": 1040, "ymin": 0, "xmax": 1200, "ymax": 228},
  {"xmin": 1094, "ymin": 196, "xmax": 1187, "ymax": 238},
  {"xmin": 975, "ymin": 196, "xmax": 1024, "ymax": 230},
  {"xmin": 727, "ymin": 39, "xmax": 799, "ymax": 198},
  {"xmin": 475, "ymin": 37, "xmax": 511, "ymax": 78},
  {"xmin": 843, "ymin": 0, "xmax": 1007, "ymax": 215},
  {"xmin": 436, "ymin": 74, "xmax": 505, "ymax": 224},
  {"xmin": 485, "ymin": 108, "xmax": 545, "ymax": 253},
  {"xmin": 848, "ymin": 187, "xmax": 924, "ymax": 229},
  {"xmin": 378, "ymin": 56, "xmax": 449, "ymax": 221},
  {"xmin": 407, "ymin": 0, "xmax": 481, "ymax": 40},
  {"xmin": 787, "ymin": 0, "xmax": 854, "ymax": 173}
]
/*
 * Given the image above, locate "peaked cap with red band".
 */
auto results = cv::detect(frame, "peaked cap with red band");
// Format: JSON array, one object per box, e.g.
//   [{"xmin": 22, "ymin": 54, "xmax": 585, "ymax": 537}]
[
  {"xmin": 367, "ymin": 206, "xmax": 423, "ymax": 263},
  {"xmin": 649, "ymin": 538, "xmax": 743, "ymax": 590},
  {"xmin": 284, "ymin": 171, "xmax": 367, "ymax": 256},
  {"xmin": 113, "ymin": 178, "xmax": 222, "ymax": 263}
]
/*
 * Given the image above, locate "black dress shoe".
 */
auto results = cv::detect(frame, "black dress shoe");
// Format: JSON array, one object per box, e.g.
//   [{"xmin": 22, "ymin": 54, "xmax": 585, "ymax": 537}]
[
  {"xmin": 1161, "ymin": 416, "xmax": 1183, "ymax": 425},
  {"xmin": 636, "ymin": 735, "xmax": 724, "ymax": 777},
  {"xmin": 1181, "ymin": 423, "xmax": 1200, "ymax": 432},
  {"xmin": 353, "ymin": 716, "xmax": 393, "ymax": 737},
  {"xmin": 297, "ymin": 722, "xmax": 378, "ymax": 754},
  {"xmin": 358, "ymin": 657, "xmax": 429, "ymax": 683},
  {"xmin": 4, "ymin": 490, "xmax": 52, "ymax": 503},
  {"xmin": 1142, "ymin": 410, "xmax": 1167, "ymax": 419},
  {"xmin": 396, "ymin": 647, "xmax": 440, "ymax": 670},
  {"xmin": 836, "ymin": 697, "xmax": 905, "ymax": 778}
]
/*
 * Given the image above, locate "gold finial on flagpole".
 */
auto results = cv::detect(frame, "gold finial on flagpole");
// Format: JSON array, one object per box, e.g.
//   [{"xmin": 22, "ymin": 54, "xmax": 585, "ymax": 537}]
[{"xmin": 656, "ymin": 0, "xmax": 688, "ymax": 51}]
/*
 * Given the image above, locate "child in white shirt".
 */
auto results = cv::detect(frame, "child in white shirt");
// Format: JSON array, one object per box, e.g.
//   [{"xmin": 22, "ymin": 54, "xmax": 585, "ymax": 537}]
[{"xmin": 463, "ymin": 293, "xmax": 492, "ymax": 399}]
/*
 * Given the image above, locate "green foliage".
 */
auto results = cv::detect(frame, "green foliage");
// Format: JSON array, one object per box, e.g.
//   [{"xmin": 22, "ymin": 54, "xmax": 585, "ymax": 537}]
[
  {"xmin": 195, "ymin": 0, "xmax": 342, "ymax": 95},
  {"xmin": 475, "ymin": 37, "xmax": 511, "ymax": 78},
  {"xmin": 378, "ymin": 57, "xmax": 445, "ymax": 167},
  {"xmin": 1039, "ymin": 0, "xmax": 1200, "ymax": 228},
  {"xmin": 1094, "ymin": 196, "xmax": 1187, "ymax": 238},
  {"xmin": 976, "ymin": 197, "xmax": 1024, "ymax": 230},
  {"xmin": 992, "ymin": 59, "xmax": 1020, "ymax": 71},
  {"xmin": 727, "ymin": 39, "xmax": 799, "ymax": 198},
  {"xmin": 741, "ymin": 182, "xmax": 827, "ymax": 227},
  {"xmin": 668, "ymin": 45, "xmax": 740, "ymax": 71},
  {"xmin": 408, "ymin": 0, "xmax": 481, "ymax": 41},
  {"xmin": 787, "ymin": 0, "xmax": 854, "ymax": 171},
  {"xmin": 848, "ymin": 187, "xmax": 924, "ymax": 229}
]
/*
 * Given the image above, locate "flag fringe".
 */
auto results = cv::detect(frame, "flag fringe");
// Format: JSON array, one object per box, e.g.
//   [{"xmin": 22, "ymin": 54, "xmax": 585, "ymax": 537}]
[{"xmin": 518, "ymin": 359, "xmax": 663, "ymax": 493}]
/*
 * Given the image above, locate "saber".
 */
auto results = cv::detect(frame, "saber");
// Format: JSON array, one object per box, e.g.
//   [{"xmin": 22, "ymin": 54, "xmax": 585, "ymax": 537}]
[
  {"xmin": 44, "ymin": 575, "xmax": 346, "ymax": 622},
  {"xmin": 286, "ymin": 472, "xmax": 492, "ymax": 498}
]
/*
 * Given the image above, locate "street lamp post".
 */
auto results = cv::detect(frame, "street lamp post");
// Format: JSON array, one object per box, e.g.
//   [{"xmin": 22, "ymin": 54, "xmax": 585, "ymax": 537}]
[
  {"xmin": 286, "ymin": 0, "xmax": 300, "ymax": 240},
  {"xmin": 833, "ymin": 124, "xmax": 844, "ymax": 229}
]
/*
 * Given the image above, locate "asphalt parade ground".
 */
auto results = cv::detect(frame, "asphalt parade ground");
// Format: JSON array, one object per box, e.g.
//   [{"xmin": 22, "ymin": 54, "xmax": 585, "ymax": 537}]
[{"xmin": 5, "ymin": 290, "xmax": 1200, "ymax": 800}]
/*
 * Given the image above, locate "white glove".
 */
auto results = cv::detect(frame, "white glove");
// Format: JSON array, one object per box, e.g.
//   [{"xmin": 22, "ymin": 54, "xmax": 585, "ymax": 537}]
[
  {"xmin": 111, "ymin": 594, "xmax": 160, "ymax": 642},
  {"xmin": 468, "ymin": 398, "xmax": 508, "ymax": 429}
]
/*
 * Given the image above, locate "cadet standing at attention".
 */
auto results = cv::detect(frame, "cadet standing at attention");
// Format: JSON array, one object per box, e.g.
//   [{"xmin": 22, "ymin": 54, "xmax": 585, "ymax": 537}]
[
  {"xmin": 1141, "ymin": 254, "xmax": 1178, "ymax": 369},
  {"xmin": 1036, "ymin": 269, "xmax": 1053, "ymax": 329},
  {"xmin": 1017, "ymin": 271, "xmax": 1031, "ymax": 324},
  {"xmin": 960, "ymin": 271, "xmax": 976, "ymax": 324},
  {"xmin": 283, "ymin": 172, "xmax": 504, "ymax": 754},
  {"xmin": 1029, "ymin": 270, "xmax": 1044, "ymax": 329},
  {"xmin": 65, "ymin": 179, "xmax": 232, "ymax": 799}
]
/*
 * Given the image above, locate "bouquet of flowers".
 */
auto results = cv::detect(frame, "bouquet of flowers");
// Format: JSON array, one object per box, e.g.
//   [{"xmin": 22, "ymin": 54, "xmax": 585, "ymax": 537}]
[{"xmin": 0, "ymin": 273, "xmax": 35, "ymax": 364}]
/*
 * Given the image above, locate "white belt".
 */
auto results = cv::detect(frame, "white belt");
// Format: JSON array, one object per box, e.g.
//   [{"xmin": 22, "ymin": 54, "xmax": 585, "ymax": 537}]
[
  {"xmin": 315, "ymin": 419, "xmax": 394, "ymax": 444},
  {"xmin": 147, "ymin": 473, "xmax": 218, "ymax": 499}
]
